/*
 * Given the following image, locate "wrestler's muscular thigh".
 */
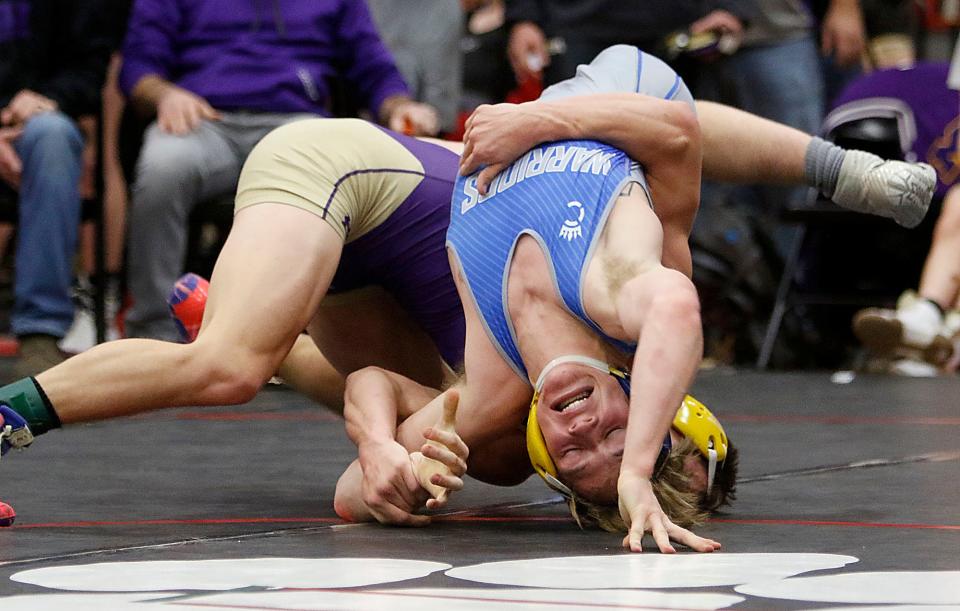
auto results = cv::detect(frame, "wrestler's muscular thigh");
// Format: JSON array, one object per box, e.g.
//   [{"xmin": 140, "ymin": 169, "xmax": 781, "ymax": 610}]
[{"xmin": 307, "ymin": 286, "xmax": 449, "ymax": 391}]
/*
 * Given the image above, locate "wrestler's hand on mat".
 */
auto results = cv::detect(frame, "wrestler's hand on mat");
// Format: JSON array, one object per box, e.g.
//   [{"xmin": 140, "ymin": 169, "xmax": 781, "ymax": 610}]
[
  {"xmin": 156, "ymin": 85, "xmax": 222, "ymax": 136},
  {"xmin": 409, "ymin": 390, "xmax": 468, "ymax": 510},
  {"xmin": 388, "ymin": 101, "xmax": 439, "ymax": 137},
  {"xmin": 359, "ymin": 439, "xmax": 432, "ymax": 526},
  {"xmin": 460, "ymin": 102, "xmax": 546, "ymax": 194},
  {"xmin": 617, "ymin": 471, "xmax": 721, "ymax": 554}
]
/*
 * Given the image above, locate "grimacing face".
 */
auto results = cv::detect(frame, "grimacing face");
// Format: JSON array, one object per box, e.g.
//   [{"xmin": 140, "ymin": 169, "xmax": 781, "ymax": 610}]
[
  {"xmin": 535, "ymin": 363, "xmax": 712, "ymax": 503},
  {"xmin": 535, "ymin": 362, "xmax": 629, "ymax": 503}
]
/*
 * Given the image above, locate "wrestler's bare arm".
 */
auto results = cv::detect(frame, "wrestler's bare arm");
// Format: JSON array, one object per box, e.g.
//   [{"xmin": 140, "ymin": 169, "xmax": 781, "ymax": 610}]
[
  {"xmin": 589, "ymin": 188, "xmax": 711, "ymax": 553},
  {"xmin": 334, "ymin": 367, "xmax": 441, "ymax": 524},
  {"xmin": 459, "ymin": 94, "xmax": 701, "ymax": 275}
]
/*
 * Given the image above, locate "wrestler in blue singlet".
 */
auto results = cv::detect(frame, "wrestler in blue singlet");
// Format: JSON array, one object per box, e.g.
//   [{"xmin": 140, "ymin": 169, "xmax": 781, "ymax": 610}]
[
  {"xmin": 446, "ymin": 140, "xmax": 648, "ymax": 379},
  {"xmin": 446, "ymin": 46, "xmax": 694, "ymax": 380}
]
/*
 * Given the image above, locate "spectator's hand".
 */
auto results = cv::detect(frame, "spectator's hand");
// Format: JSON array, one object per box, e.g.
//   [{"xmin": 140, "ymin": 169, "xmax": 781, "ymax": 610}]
[
  {"xmin": 1, "ymin": 89, "xmax": 57, "ymax": 127},
  {"xmin": 689, "ymin": 10, "xmax": 744, "ymax": 55},
  {"xmin": 0, "ymin": 127, "xmax": 23, "ymax": 189},
  {"xmin": 387, "ymin": 100, "xmax": 439, "ymax": 136},
  {"xmin": 409, "ymin": 390, "xmax": 468, "ymax": 510},
  {"xmin": 507, "ymin": 21, "xmax": 549, "ymax": 84},
  {"xmin": 821, "ymin": 0, "xmax": 865, "ymax": 67},
  {"xmin": 618, "ymin": 470, "xmax": 722, "ymax": 553},
  {"xmin": 156, "ymin": 85, "xmax": 221, "ymax": 136},
  {"xmin": 358, "ymin": 438, "xmax": 432, "ymax": 526},
  {"xmin": 460, "ymin": 102, "xmax": 541, "ymax": 193}
]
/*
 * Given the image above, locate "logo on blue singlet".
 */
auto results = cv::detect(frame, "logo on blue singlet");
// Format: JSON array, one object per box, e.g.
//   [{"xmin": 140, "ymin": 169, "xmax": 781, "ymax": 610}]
[
  {"xmin": 559, "ymin": 201, "xmax": 584, "ymax": 241},
  {"xmin": 459, "ymin": 144, "xmax": 616, "ymax": 215}
]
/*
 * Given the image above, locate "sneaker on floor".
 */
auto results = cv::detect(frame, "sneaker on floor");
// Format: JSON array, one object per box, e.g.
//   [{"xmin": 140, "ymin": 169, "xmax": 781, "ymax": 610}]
[
  {"xmin": 832, "ymin": 150, "xmax": 936, "ymax": 228},
  {"xmin": 168, "ymin": 273, "xmax": 209, "ymax": 343},
  {"xmin": 888, "ymin": 357, "xmax": 940, "ymax": 377},
  {"xmin": 58, "ymin": 276, "xmax": 122, "ymax": 354},
  {"xmin": 852, "ymin": 291, "xmax": 954, "ymax": 365},
  {"xmin": 13, "ymin": 335, "xmax": 66, "ymax": 380},
  {"xmin": 0, "ymin": 404, "xmax": 33, "ymax": 457}
]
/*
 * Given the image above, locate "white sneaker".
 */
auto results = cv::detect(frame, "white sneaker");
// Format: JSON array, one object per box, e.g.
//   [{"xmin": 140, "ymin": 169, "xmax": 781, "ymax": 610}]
[
  {"xmin": 833, "ymin": 150, "xmax": 937, "ymax": 228},
  {"xmin": 852, "ymin": 291, "xmax": 954, "ymax": 365},
  {"xmin": 58, "ymin": 276, "xmax": 122, "ymax": 354},
  {"xmin": 888, "ymin": 357, "xmax": 940, "ymax": 377}
]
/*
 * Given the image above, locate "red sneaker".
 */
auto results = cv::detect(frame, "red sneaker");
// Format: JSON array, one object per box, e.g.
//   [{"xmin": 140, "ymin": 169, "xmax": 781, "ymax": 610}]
[{"xmin": 168, "ymin": 273, "xmax": 209, "ymax": 342}]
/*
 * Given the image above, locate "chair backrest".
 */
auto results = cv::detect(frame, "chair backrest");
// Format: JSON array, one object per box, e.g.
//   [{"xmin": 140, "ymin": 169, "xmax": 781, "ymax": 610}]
[{"xmin": 829, "ymin": 116, "xmax": 903, "ymax": 160}]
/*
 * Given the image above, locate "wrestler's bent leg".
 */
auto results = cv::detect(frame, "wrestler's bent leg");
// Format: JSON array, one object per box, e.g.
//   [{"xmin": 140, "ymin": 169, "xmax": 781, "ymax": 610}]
[{"xmin": 34, "ymin": 204, "xmax": 342, "ymax": 424}]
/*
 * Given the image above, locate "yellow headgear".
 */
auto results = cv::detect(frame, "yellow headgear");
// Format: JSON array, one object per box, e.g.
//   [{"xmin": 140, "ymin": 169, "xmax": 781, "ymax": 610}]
[{"xmin": 526, "ymin": 356, "xmax": 729, "ymax": 495}]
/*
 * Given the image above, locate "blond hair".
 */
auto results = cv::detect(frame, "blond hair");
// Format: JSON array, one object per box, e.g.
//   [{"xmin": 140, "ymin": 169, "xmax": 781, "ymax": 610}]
[{"xmin": 565, "ymin": 438, "xmax": 709, "ymax": 532}]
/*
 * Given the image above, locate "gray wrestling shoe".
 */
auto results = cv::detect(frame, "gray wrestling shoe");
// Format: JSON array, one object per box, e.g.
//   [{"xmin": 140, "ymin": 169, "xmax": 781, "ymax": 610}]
[{"xmin": 832, "ymin": 150, "xmax": 937, "ymax": 228}]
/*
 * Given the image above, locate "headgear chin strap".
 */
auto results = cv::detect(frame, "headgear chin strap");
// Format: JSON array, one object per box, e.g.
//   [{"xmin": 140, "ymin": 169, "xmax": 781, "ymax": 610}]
[{"xmin": 526, "ymin": 355, "xmax": 671, "ymax": 497}]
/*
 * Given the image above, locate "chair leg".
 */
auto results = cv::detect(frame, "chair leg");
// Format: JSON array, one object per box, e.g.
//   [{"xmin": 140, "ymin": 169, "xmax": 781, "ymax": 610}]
[{"xmin": 757, "ymin": 224, "xmax": 806, "ymax": 369}]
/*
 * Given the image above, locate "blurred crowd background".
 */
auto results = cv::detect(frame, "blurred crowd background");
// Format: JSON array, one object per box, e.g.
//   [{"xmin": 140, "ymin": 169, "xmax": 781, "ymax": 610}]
[{"xmin": 1, "ymin": 0, "xmax": 958, "ymax": 380}]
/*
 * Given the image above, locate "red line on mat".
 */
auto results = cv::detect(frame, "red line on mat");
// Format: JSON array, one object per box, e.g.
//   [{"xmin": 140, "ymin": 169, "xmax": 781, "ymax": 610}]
[
  {"xmin": 721, "ymin": 414, "xmax": 960, "ymax": 425},
  {"xmin": 710, "ymin": 518, "xmax": 960, "ymax": 530},
  {"xmin": 12, "ymin": 517, "xmax": 343, "ymax": 529},
  {"xmin": 12, "ymin": 515, "xmax": 958, "ymax": 530}
]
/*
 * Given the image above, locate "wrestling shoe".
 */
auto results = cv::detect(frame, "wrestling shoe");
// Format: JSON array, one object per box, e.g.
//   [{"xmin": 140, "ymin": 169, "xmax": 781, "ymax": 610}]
[
  {"xmin": 832, "ymin": 150, "xmax": 937, "ymax": 228},
  {"xmin": 0, "ymin": 404, "xmax": 33, "ymax": 458},
  {"xmin": 853, "ymin": 291, "xmax": 954, "ymax": 365},
  {"xmin": 168, "ymin": 273, "xmax": 209, "ymax": 343}
]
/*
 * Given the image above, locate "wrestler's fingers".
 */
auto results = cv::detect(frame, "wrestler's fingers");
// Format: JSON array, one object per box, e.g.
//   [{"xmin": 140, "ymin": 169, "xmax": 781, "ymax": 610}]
[
  {"xmin": 423, "ymin": 427, "xmax": 468, "ymax": 458},
  {"xmin": 477, "ymin": 163, "xmax": 506, "ymax": 195},
  {"xmin": 460, "ymin": 142, "xmax": 477, "ymax": 175},
  {"xmin": 650, "ymin": 516, "xmax": 677, "ymax": 554},
  {"xmin": 370, "ymin": 502, "xmax": 431, "ymax": 527},
  {"xmin": 622, "ymin": 524, "xmax": 645, "ymax": 553},
  {"xmin": 420, "ymin": 442, "xmax": 467, "ymax": 475},
  {"xmin": 431, "ymin": 472, "xmax": 464, "ymax": 493},
  {"xmin": 667, "ymin": 522, "xmax": 721, "ymax": 552}
]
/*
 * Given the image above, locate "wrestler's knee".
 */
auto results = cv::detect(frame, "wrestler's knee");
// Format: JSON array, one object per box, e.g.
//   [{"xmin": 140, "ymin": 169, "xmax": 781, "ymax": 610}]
[{"xmin": 185, "ymin": 342, "xmax": 273, "ymax": 405}]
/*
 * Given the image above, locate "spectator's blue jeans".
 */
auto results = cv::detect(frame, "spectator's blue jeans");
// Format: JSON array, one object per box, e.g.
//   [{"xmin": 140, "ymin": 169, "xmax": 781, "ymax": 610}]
[
  {"xmin": 697, "ymin": 36, "xmax": 824, "ymax": 256},
  {"xmin": 11, "ymin": 111, "xmax": 83, "ymax": 338}
]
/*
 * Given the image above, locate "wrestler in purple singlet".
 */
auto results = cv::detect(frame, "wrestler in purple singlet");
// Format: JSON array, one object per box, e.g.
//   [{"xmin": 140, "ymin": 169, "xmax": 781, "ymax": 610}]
[{"xmin": 329, "ymin": 128, "xmax": 465, "ymax": 368}]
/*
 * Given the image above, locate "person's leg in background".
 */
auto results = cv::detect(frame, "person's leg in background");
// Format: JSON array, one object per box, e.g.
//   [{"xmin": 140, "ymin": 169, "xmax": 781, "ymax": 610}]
[
  {"xmin": 697, "ymin": 36, "xmax": 825, "ymax": 255},
  {"xmin": 11, "ymin": 112, "xmax": 84, "ymax": 379},
  {"xmin": 854, "ymin": 186, "xmax": 960, "ymax": 374},
  {"xmin": 124, "ymin": 119, "xmax": 241, "ymax": 342}
]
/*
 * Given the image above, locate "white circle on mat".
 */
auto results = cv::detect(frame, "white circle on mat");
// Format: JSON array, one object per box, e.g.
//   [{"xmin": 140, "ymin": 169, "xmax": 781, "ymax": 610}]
[
  {"xmin": 11, "ymin": 557, "xmax": 451, "ymax": 592},
  {"xmin": 446, "ymin": 553, "xmax": 858, "ymax": 589},
  {"xmin": 735, "ymin": 571, "xmax": 960, "ymax": 605},
  {"xmin": 0, "ymin": 594, "xmax": 178, "ymax": 610},
  {"xmin": 173, "ymin": 587, "xmax": 745, "ymax": 610}
]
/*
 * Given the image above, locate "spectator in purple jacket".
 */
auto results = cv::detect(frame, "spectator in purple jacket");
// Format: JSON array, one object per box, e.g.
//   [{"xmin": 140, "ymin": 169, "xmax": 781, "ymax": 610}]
[{"xmin": 117, "ymin": 0, "xmax": 438, "ymax": 341}]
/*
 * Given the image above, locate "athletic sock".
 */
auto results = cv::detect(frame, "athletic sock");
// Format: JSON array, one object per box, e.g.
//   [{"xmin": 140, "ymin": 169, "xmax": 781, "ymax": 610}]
[
  {"xmin": 804, "ymin": 137, "xmax": 846, "ymax": 198},
  {"xmin": 0, "ymin": 377, "xmax": 61, "ymax": 435}
]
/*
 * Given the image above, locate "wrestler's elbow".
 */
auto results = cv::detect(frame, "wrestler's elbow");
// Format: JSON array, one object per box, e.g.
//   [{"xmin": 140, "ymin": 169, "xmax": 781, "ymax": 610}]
[
  {"xmin": 661, "ymin": 101, "xmax": 701, "ymax": 158},
  {"xmin": 618, "ymin": 270, "xmax": 701, "ymax": 338},
  {"xmin": 334, "ymin": 465, "xmax": 372, "ymax": 523}
]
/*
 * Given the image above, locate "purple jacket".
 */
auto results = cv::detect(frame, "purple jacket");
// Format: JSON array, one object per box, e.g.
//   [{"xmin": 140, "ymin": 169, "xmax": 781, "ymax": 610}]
[
  {"xmin": 827, "ymin": 62, "xmax": 958, "ymax": 198},
  {"xmin": 119, "ymin": 0, "xmax": 409, "ymax": 116}
]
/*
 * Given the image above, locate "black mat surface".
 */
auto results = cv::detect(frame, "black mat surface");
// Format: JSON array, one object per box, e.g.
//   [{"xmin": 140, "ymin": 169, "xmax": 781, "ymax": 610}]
[{"xmin": 0, "ymin": 369, "xmax": 957, "ymax": 609}]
